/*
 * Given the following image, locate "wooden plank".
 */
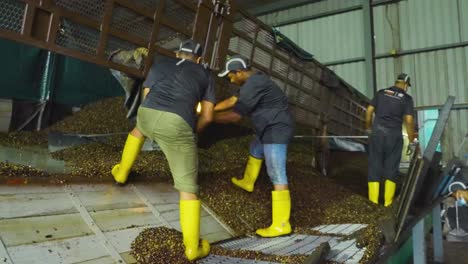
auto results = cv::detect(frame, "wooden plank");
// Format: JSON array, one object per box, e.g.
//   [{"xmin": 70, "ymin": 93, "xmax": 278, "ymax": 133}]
[
  {"xmin": 0, "ymin": 29, "xmax": 144, "ymax": 78},
  {"xmin": 96, "ymin": 0, "xmax": 114, "ymax": 57},
  {"xmin": 21, "ymin": 2, "xmax": 36, "ymax": 37},
  {"xmin": 143, "ymin": 0, "xmax": 165, "ymax": 77}
]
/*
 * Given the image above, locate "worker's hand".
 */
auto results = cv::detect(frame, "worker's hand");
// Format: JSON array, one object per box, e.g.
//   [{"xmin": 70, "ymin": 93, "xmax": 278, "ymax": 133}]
[
  {"xmin": 453, "ymin": 190, "xmax": 468, "ymax": 204},
  {"xmin": 406, "ymin": 141, "xmax": 419, "ymax": 155}
]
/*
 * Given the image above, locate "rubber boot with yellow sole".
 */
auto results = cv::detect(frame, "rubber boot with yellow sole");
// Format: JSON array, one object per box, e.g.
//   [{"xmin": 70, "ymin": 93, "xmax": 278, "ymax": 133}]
[
  {"xmin": 368, "ymin": 182, "xmax": 379, "ymax": 204},
  {"xmin": 180, "ymin": 200, "xmax": 210, "ymax": 261},
  {"xmin": 112, "ymin": 133, "xmax": 144, "ymax": 184},
  {"xmin": 384, "ymin": 180, "xmax": 396, "ymax": 207},
  {"xmin": 232, "ymin": 156, "xmax": 263, "ymax": 192},
  {"xmin": 256, "ymin": 190, "xmax": 292, "ymax": 237}
]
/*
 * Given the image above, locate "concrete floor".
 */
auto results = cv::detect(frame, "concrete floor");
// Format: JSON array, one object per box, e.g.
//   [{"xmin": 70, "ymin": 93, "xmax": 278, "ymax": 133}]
[
  {"xmin": 443, "ymin": 241, "xmax": 468, "ymax": 264},
  {"xmin": 0, "ymin": 182, "xmax": 233, "ymax": 264},
  {"xmin": 427, "ymin": 237, "xmax": 468, "ymax": 264}
]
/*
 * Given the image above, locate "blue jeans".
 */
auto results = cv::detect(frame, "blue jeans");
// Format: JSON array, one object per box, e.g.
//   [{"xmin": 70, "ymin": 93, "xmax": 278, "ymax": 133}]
[{"xmin": 249, "ymin": 137, "xmax": 288, "ymax": 185}]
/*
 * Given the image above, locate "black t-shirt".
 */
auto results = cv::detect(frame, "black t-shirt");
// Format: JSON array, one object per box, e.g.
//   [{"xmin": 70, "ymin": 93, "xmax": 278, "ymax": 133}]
[
  {"xmin": 370, "ymin": 86, "xmax": 414, "ymax": 134},
  {"xmin": 141, "ymin": 56, "xmax": 216, "ymax": 131},
  {"xmin": 233, "ymin": 72, "xmax": 294, "ymax": 144}
]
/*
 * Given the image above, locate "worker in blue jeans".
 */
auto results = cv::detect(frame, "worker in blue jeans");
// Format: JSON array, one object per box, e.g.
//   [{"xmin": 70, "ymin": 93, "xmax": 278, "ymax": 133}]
[{"xmin": 214, "ymin": 55, "xmax": 295, "ymax": 237}]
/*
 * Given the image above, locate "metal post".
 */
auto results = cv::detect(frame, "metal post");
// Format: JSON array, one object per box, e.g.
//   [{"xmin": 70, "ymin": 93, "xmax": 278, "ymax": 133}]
[
  {"xmin": 362, "ymin": 0, "xmax": 377, "ymax": 96},
  {"xmin": 432, "ymin": 205, "xmax": 444, "ymax": 263},
  {"xmin": 412, "ymin": 218, "xmax": 426, "ymax": 264}
]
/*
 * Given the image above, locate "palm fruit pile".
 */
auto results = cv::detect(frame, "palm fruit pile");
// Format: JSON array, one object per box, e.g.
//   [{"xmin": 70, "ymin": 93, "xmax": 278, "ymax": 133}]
[{"xmin": 0, "ymin": 94, "xmax": 391, "ymax": 263}]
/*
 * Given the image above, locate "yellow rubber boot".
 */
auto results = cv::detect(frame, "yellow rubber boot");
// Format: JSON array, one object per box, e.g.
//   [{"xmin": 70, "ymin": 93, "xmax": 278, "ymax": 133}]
[
  {"xmin": 256, "ymin": 190, "xmax": 292, "ymax": 237},
  {"xmin": 112, "ymin": 133, "xmax": 144, "ymax": 184},
  {"xmin": 368, "ymin": 182, "xmax": 379, "ymax": 204},
  {"xmin": 232, "ymin": 156, "xmax": 263, "ymax": 192},
  {"xmin": 384, "ymin": 180, "xmax": 396, "ymax": 207},
  {"xmin": 180, "ymin": 200, "xmax": 210, "ymax": 261}
]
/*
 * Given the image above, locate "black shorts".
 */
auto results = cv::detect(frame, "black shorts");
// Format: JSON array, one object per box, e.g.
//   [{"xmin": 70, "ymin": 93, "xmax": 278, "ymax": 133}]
[{"xmin": 368, "ymin": 130, "xmax": 403, "ymax": 182}]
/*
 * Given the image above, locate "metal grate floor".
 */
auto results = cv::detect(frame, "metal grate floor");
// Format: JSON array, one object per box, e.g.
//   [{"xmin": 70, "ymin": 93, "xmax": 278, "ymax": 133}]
[
  {"xmin": 212, "ymin": 224, "xmax": 368, "ymax": 264},
  {"xmin": 200, "ymin": 255, "xmax": 280, "ymax": 264},
  {"xmin": 312, "ymin": 224, "xmax": 367, "ymax": 236}
]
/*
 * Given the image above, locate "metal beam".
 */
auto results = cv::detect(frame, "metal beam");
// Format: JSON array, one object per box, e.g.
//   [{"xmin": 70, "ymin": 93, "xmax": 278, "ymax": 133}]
[
  {"xmin": 324, "ymin": 41, "xmax": 468, "ymax": 66},
  {"xmin": 415, "ymin": 103, "xmax": 468, "ymax": 111},
  {"xmin": 270, "ymin": 0, "xmax": 403, "ymax": 27},
  {"xmin": 432, "ymin": 205, "xmax": 444, "ymax": 263},
  {"xmin": 246, "ymin": 0, "xmax": 322, "ymax": 17},
  {"xmin": 412, "ymin": 218, "xmax": 427, "ymax": 264},
  {"xmin": 363, "ymin": 0, "xmax": 377, "ymax": 95}
]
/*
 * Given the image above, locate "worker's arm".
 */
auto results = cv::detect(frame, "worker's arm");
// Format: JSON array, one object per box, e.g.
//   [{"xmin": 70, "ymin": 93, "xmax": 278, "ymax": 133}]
[
  {"xmin": 365, "ymin": 105, "xmax": 375, "ymax": 130},
  {"xmin": 213, "ymin": 110, "xmax": 242, "ymax": 124},
  {"xmin": 404, "ymin": 114, "xmax": 416, "ymax": 143},
  {"xmin": 196, "ymin": 101, "xmax": 215, "ymax": 133},
  {"xmin": 214, "ymin": 96, "xmax": 238, "ymax": 112}
]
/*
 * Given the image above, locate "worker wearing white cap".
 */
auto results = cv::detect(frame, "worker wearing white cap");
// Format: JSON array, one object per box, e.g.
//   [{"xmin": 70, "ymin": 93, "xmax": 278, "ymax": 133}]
[
  {"xmin": 365, "ymin": 73, "xmax": 416, "ymax": 207},
  {"xmin": 215, "ymin": 54, "xmax": 295, "ymax": 238},
  {"xmin": 112, "ymin": 39, "xmax": 215, "ymax": 261}
]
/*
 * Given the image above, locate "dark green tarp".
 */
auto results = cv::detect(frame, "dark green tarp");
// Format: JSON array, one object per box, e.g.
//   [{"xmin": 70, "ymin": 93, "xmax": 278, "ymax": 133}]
[
  {"xmin": 272, "ymin": 28, "xmax": 314, "ymax": 61},
  {"xmin": 0, "ymin": 39, "xmax": 124, "ymax": 105}
]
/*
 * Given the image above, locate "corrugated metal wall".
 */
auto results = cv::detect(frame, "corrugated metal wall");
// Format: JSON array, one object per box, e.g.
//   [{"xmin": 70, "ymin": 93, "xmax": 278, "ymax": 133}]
[
  {"xmin": 329, "ymin": 62, "xmax": 366, "ymax": 93},
  {"xmin": 261, "ymin": 0, "xmax": 364, "ymax": 26},
  {"xmin": 260, "ymin": 0, "xmax": 468, "ymax": 161},
  {"xmin": 279, "ymin": 10, "xmax": 365, "ymax": 62}
]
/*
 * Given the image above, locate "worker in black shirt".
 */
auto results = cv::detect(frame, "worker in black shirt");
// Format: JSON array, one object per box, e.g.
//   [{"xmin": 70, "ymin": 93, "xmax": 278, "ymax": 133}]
[
  {"xmin": 112, "ymin": 40, "xmax": 215, "ymax": 261},
  {"xmin": 215, "ymin": 55, "xmax": 295, "ymax": 237},
  {"xmin": 366, "ymin": 73, "xmax": 416, "ymax": 207}
]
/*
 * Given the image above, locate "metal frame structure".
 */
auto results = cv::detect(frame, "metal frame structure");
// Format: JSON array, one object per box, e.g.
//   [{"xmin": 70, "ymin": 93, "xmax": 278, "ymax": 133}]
[
  {"xmin": 395, "ymin": 96, "xmax": 455, "ymax": 242},
  {"xmin": 372, "ymin": 96, "xmax": 456, "ymax": 264}
]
